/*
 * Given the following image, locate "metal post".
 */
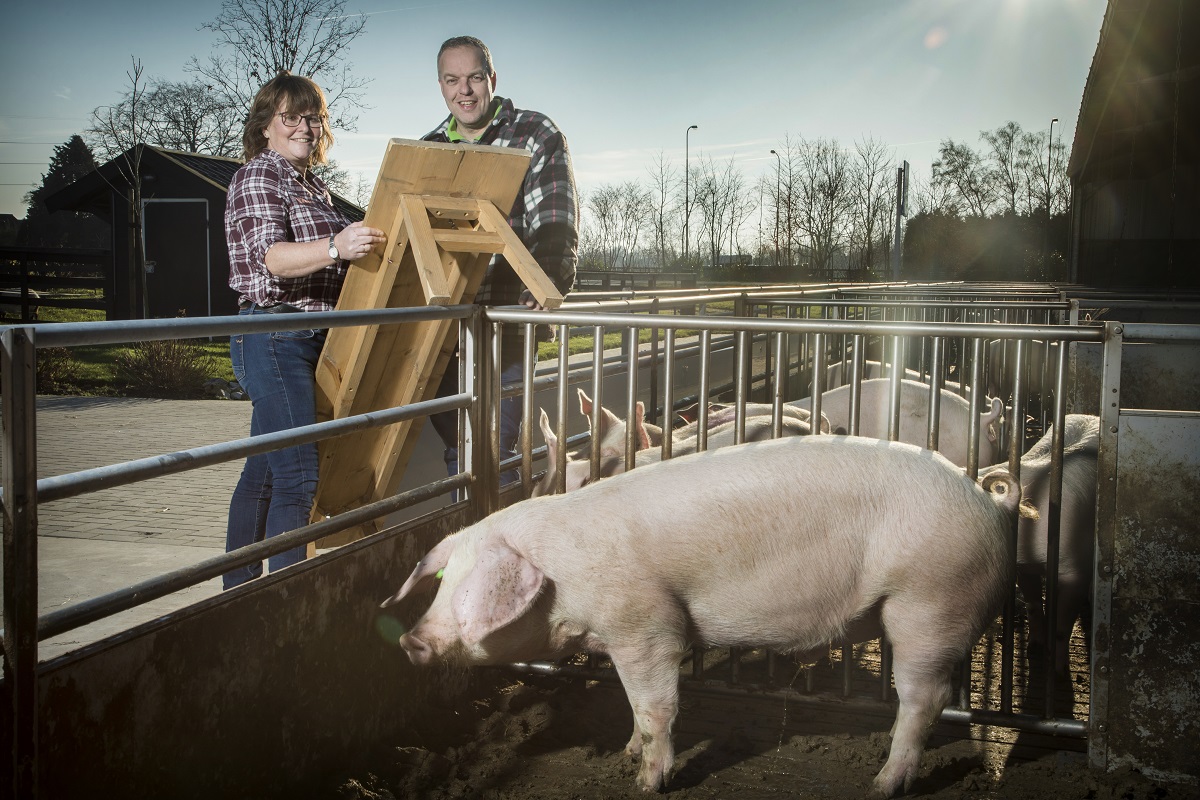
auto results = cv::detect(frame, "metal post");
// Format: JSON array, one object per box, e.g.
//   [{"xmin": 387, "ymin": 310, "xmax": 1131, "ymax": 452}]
[
  {"xmin": 2, "ymin": 326, "xmax": 39, "ymax": 800},
  {"xmin": 684, "ymin": 124, "xmax": 698, "ymax": 268}
]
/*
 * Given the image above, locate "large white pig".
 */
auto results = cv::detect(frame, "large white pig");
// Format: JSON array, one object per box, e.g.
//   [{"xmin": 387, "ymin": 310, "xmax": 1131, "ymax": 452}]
[
  {"xmin": 383, "ymin": 435, "xmax": 1024, "ymax": 797},
  {"xmin": 980, "ymin": 414, "xmax": 1099, "ymax": 674},
  {"xmin": 804, "ymin": 378, "xmax": 1004, "ymax": 468}
]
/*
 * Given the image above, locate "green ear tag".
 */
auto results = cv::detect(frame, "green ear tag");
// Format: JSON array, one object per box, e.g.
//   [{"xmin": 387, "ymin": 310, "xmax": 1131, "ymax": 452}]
[{"xmin": 435, "ymin": 569, "xmax": 445, "ymax": 580}]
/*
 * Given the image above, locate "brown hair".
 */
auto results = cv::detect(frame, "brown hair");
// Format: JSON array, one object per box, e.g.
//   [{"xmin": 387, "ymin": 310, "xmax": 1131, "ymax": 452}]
[
  {"xmin": 241, "ymin": 71, "xmax": 333, "ymax": 164},
  {"xmin": 437, "ymin": 36, "xmax": 495, "ymax": 77}
]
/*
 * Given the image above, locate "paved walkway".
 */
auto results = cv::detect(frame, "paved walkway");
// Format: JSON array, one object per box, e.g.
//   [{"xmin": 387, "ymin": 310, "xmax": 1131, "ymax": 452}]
[{"xmin": 2, "ymin": 396, "xmax": 449, "ymax": 661}]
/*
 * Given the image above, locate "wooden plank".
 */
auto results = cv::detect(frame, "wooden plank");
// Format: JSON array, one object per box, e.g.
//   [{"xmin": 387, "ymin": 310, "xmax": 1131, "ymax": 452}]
[
  {"xmin": 432, "ymin": 229, "xmax": 506, "ymax": 253},
  {"xmin": 310, "ymin": 138, "xmax": 547, "ymax": 537},
  {"xmin": 401, "ymin": 195, "xmax": 451, "ymax": 305}
]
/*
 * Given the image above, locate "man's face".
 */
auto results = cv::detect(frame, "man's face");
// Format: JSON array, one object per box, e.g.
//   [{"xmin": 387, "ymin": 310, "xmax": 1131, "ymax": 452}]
[{"xmin": 437, "ymin": 45, "xmax": 496, "ymax": 140}]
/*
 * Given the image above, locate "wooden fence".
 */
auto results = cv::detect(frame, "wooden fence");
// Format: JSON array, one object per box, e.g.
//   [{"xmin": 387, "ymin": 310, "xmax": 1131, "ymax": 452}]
[{"xmin": 0, "ymin": 246, "xmax": 109, "ymax": 321}]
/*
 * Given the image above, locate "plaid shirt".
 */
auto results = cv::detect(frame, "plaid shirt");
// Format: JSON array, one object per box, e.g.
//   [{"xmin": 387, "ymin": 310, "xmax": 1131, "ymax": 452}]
[
  {"xmin": 226, "ymin": 148, "xmax": 352, "ymax": 311},
  {"xmin": 424, "ymin": 96, "xmax": 578, "ymax": 307}
]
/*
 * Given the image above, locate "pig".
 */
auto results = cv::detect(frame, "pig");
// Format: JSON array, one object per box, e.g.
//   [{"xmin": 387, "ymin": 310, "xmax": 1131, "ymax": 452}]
[
  {"xmin": 802, "ymin": 378, "xmax": 1004, "ymax": 468},
  {"xmin": 577, "ymin": 388, "xmax": 663, "ymax": 451},
  {"xmin": 980, "ymin": 414, "xmax": 1099, "ymax": 674},
  {"xmin": 824, "ymin": 359, "xmax": 967, "ymax": 394},
  {"xmin": 383, "ymin": 435, "xmax": 1024, "ymax": 797},
  {"xmin": 673, "ymin": 400, "xmax": 828, "ymax": 434},
  {"xmin": 531, "ymin": 402, "xmax": 816, "ymax": 496}
]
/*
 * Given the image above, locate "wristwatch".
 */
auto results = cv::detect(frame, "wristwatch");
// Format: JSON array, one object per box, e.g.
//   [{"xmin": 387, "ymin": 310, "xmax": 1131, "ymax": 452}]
[{"xmin": 328, "ymin": 235, "xmax": 340, "ymax": 262}]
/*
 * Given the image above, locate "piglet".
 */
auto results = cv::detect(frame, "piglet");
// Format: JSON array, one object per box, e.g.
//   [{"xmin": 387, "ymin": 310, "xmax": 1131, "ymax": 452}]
[{"xmin": 383, "ymin": 435, "xmax": 1025, "ymax": 797}]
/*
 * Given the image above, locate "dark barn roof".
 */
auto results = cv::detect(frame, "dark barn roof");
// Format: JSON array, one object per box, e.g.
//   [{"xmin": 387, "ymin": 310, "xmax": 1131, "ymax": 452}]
[{"xmin": 46, "ymin": 145, "xmax": 364, "ymax": 222}]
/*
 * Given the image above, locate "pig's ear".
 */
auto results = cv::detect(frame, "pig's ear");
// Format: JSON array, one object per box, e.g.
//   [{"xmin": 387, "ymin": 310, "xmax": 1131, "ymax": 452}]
[
  {"xmin": 578, "ymin": 386, "xmax": 622, "ymax": 443},
  {"xmin": 380, "ymin": 535, "xmax": 458, "ymax": 608},
  {"xmin": 451, "ymin": 537, "xmax": 544, "ymax": 646},
  {"xmin": 539, "ymin": 408, "xmax": 558, "ymax": 461},
  {"xmin": 633, "ymin": 402, "xmax": 652, "ymax": 451}
]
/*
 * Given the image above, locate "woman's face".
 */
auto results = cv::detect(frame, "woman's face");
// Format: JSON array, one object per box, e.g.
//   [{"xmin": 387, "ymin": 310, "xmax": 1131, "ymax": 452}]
[{"xmin": 262, "ymin": 102, "xmax": 322, "ymax": 169}]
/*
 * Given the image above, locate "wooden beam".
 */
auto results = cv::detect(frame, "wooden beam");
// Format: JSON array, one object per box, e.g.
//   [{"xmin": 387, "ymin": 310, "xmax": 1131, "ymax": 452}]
[
  {"xmin": 401, "ymin": 195, "xmax": 451, "ymax": 305},
  {"xmin": 476, "ymin": 201, "xmax": 564, "ymax": 309}
]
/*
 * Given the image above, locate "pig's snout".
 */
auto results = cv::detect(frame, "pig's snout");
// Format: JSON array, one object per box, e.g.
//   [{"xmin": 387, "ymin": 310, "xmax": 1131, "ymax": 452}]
[{"xmin": 399, "ymin": 631, "xmax": 434, "ymax": 665}]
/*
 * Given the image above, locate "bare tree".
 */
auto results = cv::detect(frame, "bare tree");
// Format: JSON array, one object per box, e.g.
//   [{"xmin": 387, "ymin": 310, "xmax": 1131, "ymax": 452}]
[
  {"xmin": 797, "ymin": 138, "xmax": 853, "ymax": 278},
  {"xmin": 86, "ymin": 57, "xmax": 150, "ymax": 314},
  {"xmin": 615, "ymin": 181, "xmax": 652, "ymax": 270},
  {"xmin": 142, "ymin": 80, "xmax": 244, "ymax": 157},
  {"xmin": 584, "ymin": 184, "xmax": 621, "ymax": 270},
  {"xmin": 646, "ymin": 152, "xmax": 677, "ymax": 269},
  {"xmin": 1020, "ymin": 128, "xmax": 1070, "ymax": 216},
  {"xmin": 774, "ymin": 135, "xmax": 804, "ymax": 271},
  {"xmin": 187, "ymin": 0, "xmax": 371, "ymax": 131},
  {"xmin": 931, "ymin": 138, "xmax": 996, "ymax": 217},
  {"xmin": 980, "ymin": 121, "xmax": 1027, "ymax": 215},
  {"xmin": 848, "ymin": 136, "xmax": 895, "ymax": 279},
  {"xmin": 677, "ymin": 162, "xmax": 704, "ymax": 267}
]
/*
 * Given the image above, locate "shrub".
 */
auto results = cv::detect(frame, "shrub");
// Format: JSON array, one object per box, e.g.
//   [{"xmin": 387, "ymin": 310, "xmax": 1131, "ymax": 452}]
[
  {"xmin": 115, "ymin": 339, "xmax": 219, "ymax": 399},
  {"xmin": 36, "ymin": 346, "xmax": 80, "ymax": 394}
]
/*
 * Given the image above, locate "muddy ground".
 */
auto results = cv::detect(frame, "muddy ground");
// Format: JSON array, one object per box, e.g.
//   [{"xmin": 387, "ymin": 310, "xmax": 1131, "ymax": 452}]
[{"xmin": 329, "ymin": 661, "xmax": 1188, "ymax": 800}]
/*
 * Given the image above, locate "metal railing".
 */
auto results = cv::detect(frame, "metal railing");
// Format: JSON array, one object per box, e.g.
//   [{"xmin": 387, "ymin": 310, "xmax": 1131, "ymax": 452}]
[{"xmin": 2, "ymin": 283, "xmax": 1126, "ymax": 796}]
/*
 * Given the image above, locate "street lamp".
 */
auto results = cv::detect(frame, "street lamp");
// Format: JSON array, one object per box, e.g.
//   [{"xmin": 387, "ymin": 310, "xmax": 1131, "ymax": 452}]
[
  {"xmin": 1043, "ymin": 117, "xmax": 1058, "ymax": 276},
  {"xmin": 684, "ymin": 124, "xmax": 698, "ymax": 266},
  {"xmin": 770, "ymin": 149, "xmax": 781, "ymax": 269}
]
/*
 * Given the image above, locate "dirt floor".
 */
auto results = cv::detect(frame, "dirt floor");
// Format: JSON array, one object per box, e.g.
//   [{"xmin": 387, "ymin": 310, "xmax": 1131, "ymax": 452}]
[{"xmin": 329, "ymin": 654, "xmax": 1190, "ymax": 800}]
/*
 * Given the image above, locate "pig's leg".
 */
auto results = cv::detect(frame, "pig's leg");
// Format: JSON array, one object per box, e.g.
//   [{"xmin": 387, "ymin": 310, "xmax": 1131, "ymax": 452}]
[
  {"xmin": 609, "ymin": 639, "xmax": 686, "ymax": 792},
  {"xmin": 1053, "ymin": 575, "xmax": 1088, "ymax": 676},
  {"xmin": 872, "ymin": 653, "xmax": 954, "ymax": 798}
]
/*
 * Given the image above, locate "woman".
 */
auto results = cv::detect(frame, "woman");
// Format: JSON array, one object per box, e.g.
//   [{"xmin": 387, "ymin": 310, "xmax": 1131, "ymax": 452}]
[{"xmin": 223, "ymin": 72, "xmax": 385, "ymax": 589}]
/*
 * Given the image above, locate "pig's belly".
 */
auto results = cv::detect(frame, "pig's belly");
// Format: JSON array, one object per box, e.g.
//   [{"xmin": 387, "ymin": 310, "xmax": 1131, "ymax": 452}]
[{"xmin": 683, "ymin": 592, "xmax": 881, "ymax": 653}]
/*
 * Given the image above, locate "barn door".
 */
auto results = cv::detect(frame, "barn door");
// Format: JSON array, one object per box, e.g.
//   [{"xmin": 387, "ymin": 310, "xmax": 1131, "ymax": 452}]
[{"xmin": 143, "ymin": 199, "xmax": 210, "ymax": 318}]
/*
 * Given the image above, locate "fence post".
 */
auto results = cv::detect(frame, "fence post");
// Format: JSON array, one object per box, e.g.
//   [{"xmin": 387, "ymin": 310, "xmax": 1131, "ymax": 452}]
[{"xmin": 2, "ymin": 325, "xmax": 39, "ymax": 800}]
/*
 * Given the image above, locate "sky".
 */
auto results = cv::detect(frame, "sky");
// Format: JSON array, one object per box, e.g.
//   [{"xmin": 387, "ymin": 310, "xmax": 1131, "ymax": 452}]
[{"xmin": 1, "ymin": 0, "xmax": 1108, "ymax": 220}]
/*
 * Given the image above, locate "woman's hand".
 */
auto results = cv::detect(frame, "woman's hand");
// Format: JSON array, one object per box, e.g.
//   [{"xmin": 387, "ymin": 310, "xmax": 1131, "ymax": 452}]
[
  {"xmin": 264, "ymin": 222, "xmax": 387, "ymax": 277},
  {"xmin": 334, "ymin": 221, "xmax": 387, "ymax": 261}
]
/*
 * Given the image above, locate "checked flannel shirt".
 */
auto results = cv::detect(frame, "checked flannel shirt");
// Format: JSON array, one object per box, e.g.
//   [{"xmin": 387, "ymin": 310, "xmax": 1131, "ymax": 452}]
[
  {"xmin": 423, "ymin": 96, "xmax": 579, "ymax": 312},
  {"xmin": 226, "ymin": 148, "xmax": 352, "ymax": 312}
]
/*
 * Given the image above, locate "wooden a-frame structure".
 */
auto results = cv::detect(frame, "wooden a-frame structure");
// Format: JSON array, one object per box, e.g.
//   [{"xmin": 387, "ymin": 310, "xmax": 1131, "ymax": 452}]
[{"xmin": 309, "ymin": 138, "xmax": 562, "ymax": 544}]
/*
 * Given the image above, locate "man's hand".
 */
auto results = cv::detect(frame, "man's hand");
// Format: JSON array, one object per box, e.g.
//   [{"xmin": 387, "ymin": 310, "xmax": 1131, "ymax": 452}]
[{"xmin": 518, "ymin": 289, "xmax": 546, "ymax": 311}]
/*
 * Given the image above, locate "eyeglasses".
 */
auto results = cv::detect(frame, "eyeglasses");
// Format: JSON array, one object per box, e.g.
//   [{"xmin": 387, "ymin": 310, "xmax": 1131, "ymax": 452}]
[{"xmin": 278, "ymin": 112, "xmax": 327, "ymax": 128}]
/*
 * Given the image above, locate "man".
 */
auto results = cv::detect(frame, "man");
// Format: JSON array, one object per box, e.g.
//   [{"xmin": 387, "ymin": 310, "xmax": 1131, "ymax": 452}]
[{"xmin": 424, "ymin": 35, "xmax": 579, "ymax": 489}]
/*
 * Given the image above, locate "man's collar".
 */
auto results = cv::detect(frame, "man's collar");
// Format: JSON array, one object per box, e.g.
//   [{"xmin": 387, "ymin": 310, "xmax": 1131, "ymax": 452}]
[{"xmin": 445, "ymin": 97, "xmax": 507, "ymax": 142}]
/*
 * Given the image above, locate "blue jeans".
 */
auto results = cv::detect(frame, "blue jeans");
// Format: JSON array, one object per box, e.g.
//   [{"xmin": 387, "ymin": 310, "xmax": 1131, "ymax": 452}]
[
  {"xmin": 430, "ymin": 358, "xmax": 525, "ymax": 493},
  {"xmin": 224, "ymin": 310, "xmax": 325, "ymax": 590}
]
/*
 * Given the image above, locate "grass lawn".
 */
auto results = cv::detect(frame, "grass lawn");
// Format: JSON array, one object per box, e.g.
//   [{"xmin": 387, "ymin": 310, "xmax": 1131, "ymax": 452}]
[{"xmin": 24, "ymin": 307, "xmax": 695, "ymax": 396}]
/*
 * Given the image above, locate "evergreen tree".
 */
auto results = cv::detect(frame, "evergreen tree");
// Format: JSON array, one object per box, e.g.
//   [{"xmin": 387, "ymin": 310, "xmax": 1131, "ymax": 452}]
[{"xmin": 20, "ymin": 135, "xmax": 108, "ymax": 248}]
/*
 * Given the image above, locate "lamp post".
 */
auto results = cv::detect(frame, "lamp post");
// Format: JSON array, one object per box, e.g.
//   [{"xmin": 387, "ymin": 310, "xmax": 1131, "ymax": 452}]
[
  {"xmin": 770, "ymin": 149, "xmax": 781, "ymax": 269},
  {"xmin": 1043, "ymin": 117, "xmax": 1058, "ymax": 276},
  {"xmin": 684, "ymin": 124, "xmax": 698, "ymax": 267}
]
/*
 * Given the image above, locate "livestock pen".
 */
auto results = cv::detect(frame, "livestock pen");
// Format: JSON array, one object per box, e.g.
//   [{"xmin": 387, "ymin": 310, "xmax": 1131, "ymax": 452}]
[{"xmin": 1, "ymin": 282, "xmax": 1196, "ymax": 798}]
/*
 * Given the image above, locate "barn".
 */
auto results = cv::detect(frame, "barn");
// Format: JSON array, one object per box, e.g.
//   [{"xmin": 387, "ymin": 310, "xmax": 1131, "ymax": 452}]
[
  {"xmin": 44, "ymin": 145, "xmax": 363, "ymax": 319},
  {"xmin": 1068, "ymin": 0, "xmax": 1199, "ymax": 288}
]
